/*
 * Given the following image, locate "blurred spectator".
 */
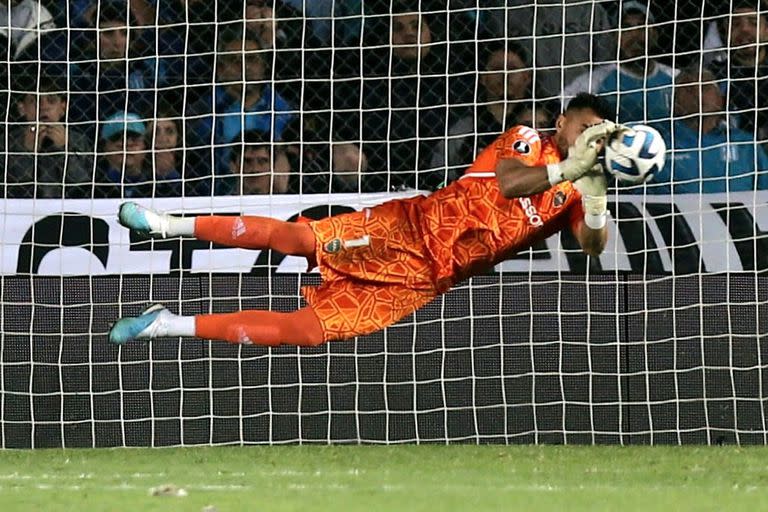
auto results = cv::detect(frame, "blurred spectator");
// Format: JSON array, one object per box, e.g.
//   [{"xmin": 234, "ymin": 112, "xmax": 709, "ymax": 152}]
[
  {"xmin": 146, "ymin": 105, "xmax": 184, "ymax": 197},
  {"xmin": 245, "ymin": 0, "xmax": 288, "ymax": 49},
  {"xmin": 338, "ymin": 5, "xmax": 448, "ymax": 191},
  {"xmin": 152, "ymin": 0, "xmax": 244, "ymax": 100},
  {"xmin": 649, "ymin": 68, "xmax": 768, "ymax": 194},
  {"xmin": 562, "ymin": 2, "xmax": 677, "ymax": 126},
  {"xmin": 300, "ymin": 142, "xmax": 370, "ymax": 194},
  {"xmin": 216, "ymin": 130, "xmax": 292, "ymax": 195},
  {"xmin": 515, "ymin": 102, "xmax": 555, "ymax": 130},
  {"xmin": 280, "ymin": 0, "xmax": 363, "ymax": 47},
  {"xmin": 69, "ymin": 1, "xmax": 180, "ymax": 130},
  {"xmin": 486, "ymin": 0, "xmax": 615, "ymax": 100},
  {"xmin": 430, "ymin": 41, "xmax": 532, "ymax": 181},
  {"xmin": 243, "ymin": 0, "xmax": 327, "ymax": 106},
  {"xmin": 94, "ymin": 112, "xmax": 151, "ymax": 198},
  {"xmin": 0, "ymin": 0, "xmax": 54, "ymax": 58},
  {"xmin": 710, "ymin": 0, "xmax": 768, "ymax": 139},
  {"xmin": 327, "ymin": 143, "xmax": 369, "ymax": 192},
  {"xmin": 64, "ymin": 0, "xmax": 155, "ymax": 28},
  {"xmin": 188, "ymin": 30, "xmax": 295, "ymax": 174},
  {"xmin": 702, "ymin": 18, "xmax": 726, "ymax": 67},
  {"xmin": 1, "ymin": 76, "xmax": 92, "ymax": 199}
]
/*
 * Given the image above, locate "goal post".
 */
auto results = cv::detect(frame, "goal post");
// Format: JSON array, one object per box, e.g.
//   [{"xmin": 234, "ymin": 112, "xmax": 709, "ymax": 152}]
[{"xmin": 1, "ymin": 1, "xmax": 768, "ymax": 448}]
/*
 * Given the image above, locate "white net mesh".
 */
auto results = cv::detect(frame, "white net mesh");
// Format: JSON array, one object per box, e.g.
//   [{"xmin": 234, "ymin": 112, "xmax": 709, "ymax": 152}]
[{"xmin": 1, "ymin": 1, "xmax": 768, "ymax": 447}]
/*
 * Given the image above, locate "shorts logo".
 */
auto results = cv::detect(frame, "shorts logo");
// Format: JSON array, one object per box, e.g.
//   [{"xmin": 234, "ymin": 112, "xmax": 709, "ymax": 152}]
[
  {"xmin": 512, "ymin": 139, "xmax": 531, "ymax": 155},
  {"xmin": 553, "ymin": 191, "xmax": 566, "ymax": 208},
  {"xmin": 232, "ymin": 218, "xmax": 246, "ymax": 238},
  {"xmin": 325, "ymin": 239, "xmax": 342, "ymax": 253}
]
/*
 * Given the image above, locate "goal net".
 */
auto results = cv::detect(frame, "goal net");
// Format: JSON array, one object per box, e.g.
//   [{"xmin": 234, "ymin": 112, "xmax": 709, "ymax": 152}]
[{"xmin": 2, "ymin": 1, "xmax": 768, "ymax": 447}]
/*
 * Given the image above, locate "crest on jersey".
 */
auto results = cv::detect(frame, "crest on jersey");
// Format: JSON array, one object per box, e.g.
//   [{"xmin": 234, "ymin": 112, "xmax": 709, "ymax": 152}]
[
  {"xmin": 324, "ymin": 239, "xmax": 342, "ymax": 253},
  {"xmin": 512, "ymin": 139, "xmax": 531, "ymax": 155},
  {"xmin": 553, "ymin": 191, "xmax": 566, "ymax": 208}
]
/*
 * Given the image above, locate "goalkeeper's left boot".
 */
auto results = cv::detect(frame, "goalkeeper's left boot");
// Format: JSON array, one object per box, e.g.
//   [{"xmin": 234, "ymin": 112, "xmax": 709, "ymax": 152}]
[
  {"xmin": 109, "ymin": 304, "xmax": 194, "ymax": 344},
  {"xmin": 118, "ymin": 202, "xmax": 194, "ymax": 238}
]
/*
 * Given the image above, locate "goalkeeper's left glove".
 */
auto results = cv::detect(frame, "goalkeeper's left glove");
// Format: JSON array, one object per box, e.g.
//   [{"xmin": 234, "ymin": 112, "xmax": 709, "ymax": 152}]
[
  {"xmin": 546, "ymin": 121, "xmax": 623, "ymax": 185},
  {"xmin": 572, "ymin": 164, "xmax": 608, "ymax": 230}
]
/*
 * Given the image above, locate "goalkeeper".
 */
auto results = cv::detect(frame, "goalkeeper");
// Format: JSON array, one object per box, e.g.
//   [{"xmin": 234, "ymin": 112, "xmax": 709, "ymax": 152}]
[{"xmin": 110, "ymin": 93, "xmax": 623, "ymax": 347}]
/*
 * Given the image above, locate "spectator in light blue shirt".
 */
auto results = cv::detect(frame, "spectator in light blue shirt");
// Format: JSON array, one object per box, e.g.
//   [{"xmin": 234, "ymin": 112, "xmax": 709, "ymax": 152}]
[
  {"xmin": 562, "ymin": 1, "xmax": 677, "ymax": 126},
  {"xmin": 647, "ymin": 68, "xmax": 768, "ymax": 194},
  {"xmin": 188, "ymin": 30, "xmax": 295, "ymax": 173}
]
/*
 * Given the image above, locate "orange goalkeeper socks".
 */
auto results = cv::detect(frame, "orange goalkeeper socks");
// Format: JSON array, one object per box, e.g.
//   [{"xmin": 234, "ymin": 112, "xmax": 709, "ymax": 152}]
[
  {"xmin": 192, "ymin": 218, "xmax": 323, "ymax": 345},
  {"xmin": 195, "ymin": 306, "xmax": 325, "ymax": 347},
  {"xmin": 194, "ymin": 216, "xmax": 316, "ymax": 257}
]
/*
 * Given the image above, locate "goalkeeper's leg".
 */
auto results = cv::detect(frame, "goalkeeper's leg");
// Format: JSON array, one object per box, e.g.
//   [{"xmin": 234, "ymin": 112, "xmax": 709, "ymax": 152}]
[
  {"xmin": 118, "ymin": 202, "xmax": 315, "ymax": 257},
  {"xmin": 109, "ymin": 304, "xmax": 325, "ymax": 346}
]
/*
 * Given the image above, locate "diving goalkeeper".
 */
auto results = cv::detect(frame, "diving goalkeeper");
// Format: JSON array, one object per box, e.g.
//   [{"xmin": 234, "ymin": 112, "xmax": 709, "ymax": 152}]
[{"xmin": 110, "ymin": 93, "xmax": 623, "ymax": 347}]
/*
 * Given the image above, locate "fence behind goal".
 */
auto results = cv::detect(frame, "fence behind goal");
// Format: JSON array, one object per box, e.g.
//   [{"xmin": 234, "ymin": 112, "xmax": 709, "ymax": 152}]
[
  {"xmin": 2, "ymin": 1, "xmax": 768, "ymax": 446},
  {"xmin": 3, "ymin": 273, "xmax": 767, "ymax": 447}
]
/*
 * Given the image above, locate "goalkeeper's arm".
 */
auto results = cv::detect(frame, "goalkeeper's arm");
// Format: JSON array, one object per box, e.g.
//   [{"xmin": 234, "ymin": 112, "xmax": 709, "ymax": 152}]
[{"xmin": 496, "ymin": 121, "xmax": 618, "ymax": 198}]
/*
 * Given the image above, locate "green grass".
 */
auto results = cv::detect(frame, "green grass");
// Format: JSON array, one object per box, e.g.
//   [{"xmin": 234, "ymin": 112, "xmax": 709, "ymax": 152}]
[{"xmin": 1, "ymin": 445, "xmax": 767, "ymax": 511}]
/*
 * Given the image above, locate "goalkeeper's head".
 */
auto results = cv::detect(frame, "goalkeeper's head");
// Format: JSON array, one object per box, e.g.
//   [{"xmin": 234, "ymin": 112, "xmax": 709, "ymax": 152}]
[{"xmin": 553, "ymin": 93, "xmax": 614, "ymax": 156}]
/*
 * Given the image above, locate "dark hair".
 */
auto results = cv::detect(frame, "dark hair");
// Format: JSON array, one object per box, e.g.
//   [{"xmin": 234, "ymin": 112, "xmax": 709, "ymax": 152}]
[
  {"xmin": 97, "ymin": 1, "xmax": 128, "ymax": 26},
  {"xmin": 728, "ymin": 0, "xmax": 767, "ymax": 14},
  {"xmin": 391, "ymin": 0, "xmax": 423, "ymax": 16},
  {"xmin": 717, "ymin": 0, "xmax": 768, "ymax": 37},
  {"xmin": 565, "ymin": 92, "xmax": 614, "ymax": 120},
  {"xmin": 217, "ymin": 25, "xmax": 262, "ymax": 52},
  {"xmin": 13, "ymin": 70, "xmax": 66, "ymax": 96},
  {"xmin": 512, "ymin": 100, "xmax": 556, "ymax": 128},
  {"xmin": 146, "ymin": 100, "xmax": 183, "ymax": 161},
  {"xmin": 481, "ymin": 40, "xmax": 531, "ymax": 69},
  {"xmin": 230, "ymin": 130, "xmax": 276, "ymax": 163}
]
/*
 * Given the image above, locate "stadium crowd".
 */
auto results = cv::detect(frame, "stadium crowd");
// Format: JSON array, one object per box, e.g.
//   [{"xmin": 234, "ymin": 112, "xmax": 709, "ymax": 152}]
[{"xmin": 1, "ymin": 0, "xmax": 767, "ymax": 198}]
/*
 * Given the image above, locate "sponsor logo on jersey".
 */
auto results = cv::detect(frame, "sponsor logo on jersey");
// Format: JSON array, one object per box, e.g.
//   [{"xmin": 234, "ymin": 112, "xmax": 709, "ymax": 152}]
[
  {"xmin": 553, "ymin": 191, "xmax": 566, "ymax": 208},
  {"xmin": 519, "ymin": 197, "xmax": 543, "ymax": 227},
  {"xmin": 512, "ymin": 139, "xmax": 531, "ymax": 155}
]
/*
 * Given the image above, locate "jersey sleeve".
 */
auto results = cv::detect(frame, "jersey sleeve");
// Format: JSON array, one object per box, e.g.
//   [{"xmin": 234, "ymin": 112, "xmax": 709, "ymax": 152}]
[{"xmin": 494, "ymin": 125, "xmax": 543, "ymax": 167}]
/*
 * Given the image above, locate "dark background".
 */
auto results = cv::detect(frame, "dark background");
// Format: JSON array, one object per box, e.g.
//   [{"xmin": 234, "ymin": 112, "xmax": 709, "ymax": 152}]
[{"xmin": 2, "ymin": 273, "xmax": 766, "ymax": 447}]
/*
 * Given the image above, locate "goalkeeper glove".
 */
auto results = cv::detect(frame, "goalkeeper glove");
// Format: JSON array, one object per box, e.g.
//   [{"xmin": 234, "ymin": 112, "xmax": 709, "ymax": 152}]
[
  {"xmin": 572, "ymin": 164, "xmax": 608, "ymax": 230},
  {"xmin": 546, "ymin": 121, "xmax": 624, "ymax": 185}
]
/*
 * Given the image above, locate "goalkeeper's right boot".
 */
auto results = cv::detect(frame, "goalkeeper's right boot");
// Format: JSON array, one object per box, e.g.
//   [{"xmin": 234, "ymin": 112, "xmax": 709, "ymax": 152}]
[
  {"xmin": 109, "ymin": 304, "xmax": 172, "ymax": 344},
  {"xmin": 118, "ymin": 202, "xmax": 174, "ymax": 238}
]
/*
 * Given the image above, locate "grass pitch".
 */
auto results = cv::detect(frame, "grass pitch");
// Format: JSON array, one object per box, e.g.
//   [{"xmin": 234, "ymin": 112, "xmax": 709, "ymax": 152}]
[{"xmin": 0, "ymin": 445, "xmax": 766, "ymax": 511}]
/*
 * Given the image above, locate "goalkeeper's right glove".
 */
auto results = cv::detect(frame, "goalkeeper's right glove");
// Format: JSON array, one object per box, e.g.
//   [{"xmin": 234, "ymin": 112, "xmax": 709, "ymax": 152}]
[{"xmin": 546, "ymin": 121, "xmax": 622, "ymax": 185}]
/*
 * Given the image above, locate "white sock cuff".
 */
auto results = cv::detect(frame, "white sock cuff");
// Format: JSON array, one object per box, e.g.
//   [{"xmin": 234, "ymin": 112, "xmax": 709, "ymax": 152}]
[
  {"xmin": 168, "ymin": 216, "xmax": 196, "ymax": 237},
  {"xmin": 163, "ymin": 314, "xmax": 196, "ymax": 337}
]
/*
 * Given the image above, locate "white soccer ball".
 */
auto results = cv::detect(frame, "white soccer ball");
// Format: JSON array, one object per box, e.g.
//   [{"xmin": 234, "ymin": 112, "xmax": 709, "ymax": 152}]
[{"xmin": 604, "ymin": 124, "xmax": 666, "ymax": 184}]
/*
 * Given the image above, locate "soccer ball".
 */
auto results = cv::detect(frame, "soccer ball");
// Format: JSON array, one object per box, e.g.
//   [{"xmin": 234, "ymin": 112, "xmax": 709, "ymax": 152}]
[{"xmin": 604, "ymin": 124, "xmax": 666, "ymax": 184}]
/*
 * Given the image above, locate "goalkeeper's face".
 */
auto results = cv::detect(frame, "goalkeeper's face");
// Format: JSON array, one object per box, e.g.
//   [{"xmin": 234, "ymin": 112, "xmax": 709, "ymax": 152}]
[{"xmin": 556, "ymin": 108, "xmax": 605, "ymax": 155}]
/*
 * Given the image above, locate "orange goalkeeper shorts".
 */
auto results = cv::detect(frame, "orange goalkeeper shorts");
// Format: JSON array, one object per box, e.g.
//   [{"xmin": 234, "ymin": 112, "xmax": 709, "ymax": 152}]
[{"xmin": 302, "ymin": 200, "xmax": 438, "ymax": 341}]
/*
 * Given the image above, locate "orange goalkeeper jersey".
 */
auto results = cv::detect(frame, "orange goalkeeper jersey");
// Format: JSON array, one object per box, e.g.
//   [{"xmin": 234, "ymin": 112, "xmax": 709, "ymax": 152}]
[
  {"xmin": 305, "ymin": 125, "xmax": 585, "ymax": 340},
  {"xmin": 414, "ymin": 125, "xmax": 584, "ymax": 291}
]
